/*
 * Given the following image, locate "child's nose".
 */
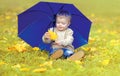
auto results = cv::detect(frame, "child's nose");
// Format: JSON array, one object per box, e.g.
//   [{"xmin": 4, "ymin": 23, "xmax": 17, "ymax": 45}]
[{"xmin": 59, "ymin": 23, "xmax": 63, "ymax": 26}]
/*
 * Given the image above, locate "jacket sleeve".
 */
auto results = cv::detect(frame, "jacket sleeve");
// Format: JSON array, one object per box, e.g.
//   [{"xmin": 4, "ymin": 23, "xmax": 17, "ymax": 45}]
[
  {"xmin": 42, "ymin": 35, "xmax": 51, "ymax": 43},
  {"xmin": 42, "ymin": 28, "xmax": 53, "ymax": 43}
]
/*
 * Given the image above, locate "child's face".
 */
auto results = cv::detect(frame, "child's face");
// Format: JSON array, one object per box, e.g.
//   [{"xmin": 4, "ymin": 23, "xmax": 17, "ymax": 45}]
[{"xmin": 56, "ymin": 16, "xmax": 70, "ymax": 31}]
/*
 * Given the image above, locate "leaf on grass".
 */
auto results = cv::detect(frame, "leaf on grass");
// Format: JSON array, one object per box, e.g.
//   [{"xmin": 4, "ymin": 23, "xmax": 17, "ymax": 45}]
[
  {"xmin": 32, "ymin": 47, "xmax": 40, "ymax": 51},
  {"xmin": 39, "ymin": 61, "xmax": 53, "ymax": 67},
  {"xmin": 0, "ymin": 61, "xmax": 6, "ymax": 66},
  {"xmin": 8, "ymin": 43, "xmax": 27, "ymax": 52},
  {"xmin": 20, "ymin": 68, "xmax": 30, "ymax": 72},
  {"xmin": 12, "ymin": 64, "xmax": 21, "ymax": 68},
  {"xmin": 33, "ymin": 68, "xmax": 47, "ymax": 73},
  {"xmin": 101, "ymin": 59, "xmax": 110, "ymax": 66}
]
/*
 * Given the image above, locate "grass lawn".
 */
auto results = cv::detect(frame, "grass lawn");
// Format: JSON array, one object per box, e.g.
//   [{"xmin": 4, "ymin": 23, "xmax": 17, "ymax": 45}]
[{"xmin": 0, "ymin": 0, "xmax": 120, "ymax": 76}]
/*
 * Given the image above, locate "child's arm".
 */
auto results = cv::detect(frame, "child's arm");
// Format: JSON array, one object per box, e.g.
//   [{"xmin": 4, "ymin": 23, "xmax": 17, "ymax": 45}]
[{"xmin": 42, "ymin": 32, "xmax": 52, "ymax": 43}]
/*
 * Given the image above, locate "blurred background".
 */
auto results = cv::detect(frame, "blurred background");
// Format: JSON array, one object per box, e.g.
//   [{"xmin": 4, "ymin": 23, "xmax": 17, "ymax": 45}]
[
  {"xmin": 0, "ymin": 0, "xmax": 120, "ymax": 76},
  {"xmin": 0, "ymin": 0, "xmax": 120, "ymax": 16},
  {"xmin": 0, "ymin": 0, "xmax": 120, "ymax": 31}
]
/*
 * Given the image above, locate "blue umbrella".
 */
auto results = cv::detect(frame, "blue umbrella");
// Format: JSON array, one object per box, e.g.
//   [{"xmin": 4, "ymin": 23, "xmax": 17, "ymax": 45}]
[{"xmin": 18, "ymin": 1, "xmax": 92, "ymax": 51}]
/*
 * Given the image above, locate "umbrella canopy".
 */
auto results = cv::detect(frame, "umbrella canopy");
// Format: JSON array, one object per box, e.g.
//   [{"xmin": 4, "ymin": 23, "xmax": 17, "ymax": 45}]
[{"xmin": 18, "ymin": 1, "xmax": 92, "ymax": 51}]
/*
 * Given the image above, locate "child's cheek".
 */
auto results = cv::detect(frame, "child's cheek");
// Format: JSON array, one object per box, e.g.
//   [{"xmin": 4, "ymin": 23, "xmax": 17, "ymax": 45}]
[{"xmin": 56, "ymin": 24, "xmax": 59, "ymax": 27}]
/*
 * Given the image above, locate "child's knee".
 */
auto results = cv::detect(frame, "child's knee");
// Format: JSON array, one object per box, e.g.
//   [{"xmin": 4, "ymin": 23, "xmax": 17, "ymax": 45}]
[{"xmin": 49, "ymin": 48, "xmax": 57, "ymax": 55}]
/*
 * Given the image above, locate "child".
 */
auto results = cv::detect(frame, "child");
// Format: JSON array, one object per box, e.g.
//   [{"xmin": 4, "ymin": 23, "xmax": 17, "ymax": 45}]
[{"xmin": 42, "ymin": 10, "xmax": 84, "ymax": 61}]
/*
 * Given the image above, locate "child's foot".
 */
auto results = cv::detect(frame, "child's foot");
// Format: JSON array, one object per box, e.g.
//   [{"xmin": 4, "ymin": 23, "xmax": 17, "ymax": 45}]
[
  {"xmin": 67, "ymin": 50, "xmax": 85, "ymax": 61},
  {"xmin": 50, "ymin": 49, "xmax": 63, "ymax": 59}
]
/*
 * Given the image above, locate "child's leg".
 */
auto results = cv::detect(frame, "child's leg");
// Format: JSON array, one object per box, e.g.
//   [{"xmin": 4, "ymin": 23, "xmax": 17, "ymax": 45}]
[
  {"xmin": 67, "ymin": 50, "xmax": 85, "ymax": 61},
  {"xmin": 49, "ymin": 48, "xmax": 63, "ymax": 59}
]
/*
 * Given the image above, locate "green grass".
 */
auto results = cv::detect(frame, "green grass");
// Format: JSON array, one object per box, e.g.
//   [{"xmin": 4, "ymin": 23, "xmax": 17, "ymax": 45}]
[{"xmin": 0, "ymin": 0, "xmax": 120, "ymax": 76}]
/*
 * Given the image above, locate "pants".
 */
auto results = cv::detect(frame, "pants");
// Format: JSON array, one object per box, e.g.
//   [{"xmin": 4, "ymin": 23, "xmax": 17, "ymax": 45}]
[{"xmin": 49, "ymin": 48, "xmax": 74, "ymax": 58}]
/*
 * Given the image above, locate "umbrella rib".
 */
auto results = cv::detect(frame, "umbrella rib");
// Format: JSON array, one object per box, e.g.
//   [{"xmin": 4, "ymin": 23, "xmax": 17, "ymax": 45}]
[
  {"xmin": 18, "ymin": 19, "xmax": 52, "ymax": 46},
  {"xmin": 21, "ymin": 10, "xmax": 54, "ymax": 21},
  {"xmin": 44, "ymin": 2, "xmax": 55, "ymax": 31},
  {"xmin": 57, "ymin": 4, "xmax": 65, "ymax": 13},
  {"xmin": 18, "ymin": 20, "xmax": 38, "ymax": 36},
  {"xmin": 47, "ymin": 3, "xmax": 66, "ymax": 15},
  {"xmin": 52, "ymin": 4, "xmax": 65, "ymax": 31},
  {"xmin": 36, "ymin": 21, "xmax": 53, "ymax": 47},
  {"xmin": 18, "ymin": 17, "xmax": 50, "ymax": 35},
  {"xmin": 38, "ymin": 21, "xmax": 53, "ymax": 48},
  {"xmin": 72, "ymin": 14, "xmax": 85, "ymax": 18},
  {"xmin": 21, "ymin": 10, "xmax": 53, "ymax": 18},
  {"xmin": 47, "ymin": 2, "xmax": 54, "ymax": 15},
  {"xmin": 72, "ymin": 14, "xmax": 92, "ymax": 23},
  {"xmin": 43, "ymin": 21, "xmax": 53, "ymax": 33}
]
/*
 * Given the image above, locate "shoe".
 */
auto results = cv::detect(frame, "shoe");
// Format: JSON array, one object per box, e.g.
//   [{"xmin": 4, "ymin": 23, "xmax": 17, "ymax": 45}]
[
  {"xmin": 50, "ymin": 49, "xmax": 63, "ymax": 59},
  {"xmin": 67, "ymin": 50, "xmax": 85, "ymax": 61}
]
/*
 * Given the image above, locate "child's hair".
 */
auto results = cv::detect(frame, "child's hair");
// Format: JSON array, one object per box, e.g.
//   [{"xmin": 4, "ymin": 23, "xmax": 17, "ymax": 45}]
[{"xmin": 56, "ymin": 10, "xmax": 71, "ymax": 20}]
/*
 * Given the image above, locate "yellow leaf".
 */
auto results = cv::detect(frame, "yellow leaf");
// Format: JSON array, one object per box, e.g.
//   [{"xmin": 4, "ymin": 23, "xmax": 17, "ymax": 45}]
[
  {"xmin": 101, "ymin": 59, "xmax": 110, "ymax": 66},
  {"xmin": 5, "ymin": 15, "xmax": 11, "ymax": 20},
  {"xmin": 75, "ymin": 60, "xmax": 83, "ymax": 65},
  {"xmin": 39, "ymin": 57, "xmax": 46, "ymax": 60},
  {"xmin": 15, "ymin": 44, "xmax": 27, "ymax": 52},
  {"xmin": 0, "ymin": 61, "xmax": 6, "ymax": 66},
  {"xmin": 32, "ymin": 47, "xmax": 39, "ymax": 51},
  {"xmin": 12, "ymin": 64, "xmax": 21, "ymax": 68},
  {"xmin": 91, "ymin": 13, "xmax": 95, "ymax": 17},
  {"xmin": 48, "ymin": 30, "xmax": 58, "ymax": 41},
  {"xmin": 39, "ymin": 61, "xmax": 53, "ymax": 67},
  {"xmin": 3, "ymin": 37, "xmax": 8, "ymax": 40},
  {"xmin": 89, "ymin": 37, "xmax": 96, "ymax": 43},
  {"xmin": 90, "ymin": 47, "xmax": 97, "ymax": 51},
  {"xmin": 8, "ymin": 43, "xmax": 27, "ymax": 52},
  {"xmin": 33, "ymin": 68, "xmax": 47, "ymax": 73},
  {"xmin": 57, "ymin": 68, "xmax": 62, "ymax": 71},
  {"xmin": 8, "ymin": 46, "xmax": 16, "ymax": 51},
  {"xmin": 82, "ymin": 47, "xmax": 91, "ymax": 51},
  {"xmin": 20, "ymin": 68, "xmax": 30, "ymax": 72}
]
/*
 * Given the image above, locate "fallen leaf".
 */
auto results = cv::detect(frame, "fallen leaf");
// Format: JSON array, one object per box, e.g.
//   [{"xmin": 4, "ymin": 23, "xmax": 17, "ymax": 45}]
[
  {"xmin": 32, "ymin": 47, "xmax": 40, "ymax": 51},
  {"xmin": 33, "ymin": 68, "xmax": 47, "ymax": 73},
  {"xmin": 0, "ymin": 61, "xmax": 6, "ymax": 66},
  {"xmin": 20, "ymin": 68, "xmax": 30, "ymax": 72},
  {"xmin": 101, "ymin": 59, "xmax": 110, "ymax": 66}
]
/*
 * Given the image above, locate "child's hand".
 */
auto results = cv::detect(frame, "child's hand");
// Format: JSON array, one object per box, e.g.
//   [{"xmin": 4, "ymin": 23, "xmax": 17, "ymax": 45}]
[
  {"xmin": 44, "ymin": 32, "xmax": 51, "ymax": 39},
  {"xmin": 48, "ymin": 30, "xmax": 58, "ymax": 41},
  {"xmin": 55, "ymin": 40, "xmax": 62, "ymax": 46}
]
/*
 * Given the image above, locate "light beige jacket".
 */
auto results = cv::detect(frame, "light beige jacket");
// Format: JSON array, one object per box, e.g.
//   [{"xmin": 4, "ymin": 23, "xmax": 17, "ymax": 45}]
[{"xmin": 42, "ymin": 27, "xmax": 74, "ymax": 51}]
